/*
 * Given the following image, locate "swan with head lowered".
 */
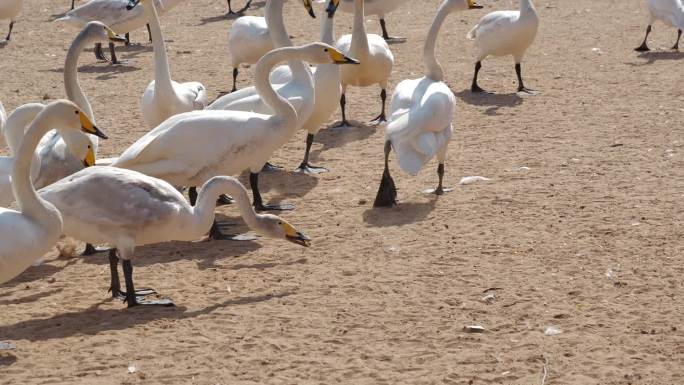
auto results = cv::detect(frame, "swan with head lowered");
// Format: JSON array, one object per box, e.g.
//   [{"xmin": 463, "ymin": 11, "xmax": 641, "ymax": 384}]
[
  {"xmin": 635, "ymin": 0, "xmax": 684, "ymax": 51},
  {"xmin": 112, "ymin": 43, "xmax": 358, "ymax": 226},
  {"xmin": 336, "ymin": 0, "xmax": 408, "ymax": 42},
  {"xmin": 335, "ymin": 0, "xmax": 394, "ymax": 126},
  {"xmin": 0, "ymin": 100, "xmax": 106, "ymax": 285},
  {"xmin": 468, "ymin": 0, "xmax": 538, "ymax": 94},
  {"xmin": 374, "ymin": 0, "xmax": 482, "ymax": 207},
  {"xmin": 38, "ymin": 172, "xmax": 310, "ymax": 307},
  {"xmin": 127, "ymin": 0, "xmax": 207, "ymax": 128},
  {"xmin": 33, "ymin": 22, "xmax": 127, "ymax": 191},
  {"xmin": 0, "ymin": 103, "xmax": 44, "ymax": 207}
]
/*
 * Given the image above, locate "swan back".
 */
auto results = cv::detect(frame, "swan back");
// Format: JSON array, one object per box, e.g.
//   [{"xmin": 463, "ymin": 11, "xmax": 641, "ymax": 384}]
[{"xmin": 56, "ymin": 0, "xmax": 178, "ymax": 33}]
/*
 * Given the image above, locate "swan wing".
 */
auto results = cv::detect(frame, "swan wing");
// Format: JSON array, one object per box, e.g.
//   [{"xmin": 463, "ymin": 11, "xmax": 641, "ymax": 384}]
[
  {"xmin": 180, "ymin": 82, "xmax": 208, "ymax": 110},
  {"xmin": 467, "ymin": 11, "xmax": 519, "ymax": 40}
]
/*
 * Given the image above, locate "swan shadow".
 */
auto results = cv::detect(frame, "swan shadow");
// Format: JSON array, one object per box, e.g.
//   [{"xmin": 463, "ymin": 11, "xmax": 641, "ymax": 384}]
[
  {"xmin": 0, "ymin": 354, "xmax": 17, "ymax": 368},
  {"xmin": 238, "ymin": 169, "xmax": 320, "ymax": 202},
  {"xmin": 626, "ymin": 51, "xmax": 684, "ymax": 66},
  {"xmin": 0, "ymin": 288, "xmax": 64, "ymax": 306},
  {"xmin": 229, "ymin": 257, "xmax": 307, "ymax": 271},
  {"xmin": 454, "ymin": 89, "xmax": 524, "ymax": 116},
  {"xmin": 199, "ymin": 1, "xmax": 266, "ymax": 25},
  {"xmin": 362, "ymin": 200, "xmax": 437, "ymax": 228},
  {"xmin": 44, "ymin": 63, "xmax": 140, "ymax": 79},
  {"xmin": 0, "ymin": 258, "xmax": 79, "ymax": 287},
  {"xmin": 311, "ymin": 121, "xmax": 377, "ymax": 156},
  {"xmin": 0, "ymin": 291, "xmax": 293, "ymax": 342}
]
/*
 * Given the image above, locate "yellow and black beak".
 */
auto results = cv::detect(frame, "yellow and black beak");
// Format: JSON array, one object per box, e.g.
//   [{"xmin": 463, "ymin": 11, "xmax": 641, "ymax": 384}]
[
  {"xmin": 82, "ymin": 146, "xmax": 95, "ymax": 167},
  {"xmin": 303, "ymin": 0, "xmax": 316, "ymax": 18},
  {"xmin": 126, "ymin": 0, "xmax": 142, "ymax": 11},
  {"xmin": 79, "ymin": 112, "xmax": 108, "ymax": 139},
  {"xmin": 283, "ymin": 222, "xmax": 311, "ymax": 247},
  {"xmin": 327, "ymin": 48, "xmax": 360, "ymax": 65},
  {"xmin": 326, "ymin": 0, "xmax": 340, "ymax": 18},
  {"xmin": 468, "ymin": 0, "xmax": 483, "ymax": 9},
  {"xmin": 106, "ymin": 27, "xmax": 127, "ymax": 44}
]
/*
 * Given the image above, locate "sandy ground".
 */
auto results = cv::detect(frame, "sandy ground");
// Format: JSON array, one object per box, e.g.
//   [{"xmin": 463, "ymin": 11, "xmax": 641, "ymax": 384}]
[{"xmin": 0, "ymin": 0, "xmax": 683, "ymax": 383}]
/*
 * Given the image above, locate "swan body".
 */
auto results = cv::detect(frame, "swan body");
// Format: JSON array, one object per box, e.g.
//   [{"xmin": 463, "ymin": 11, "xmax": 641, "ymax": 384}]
[
  {"xmin": 130, "ymin": 0, "xmax": 207, "ymax": 128},
  {"xmin": 0, "ymin": 100, "xmax": 106, "ymax": 284},
  {"xmin": 337, "ymin": 0, "xmax": 408, "ymax": 40},
  {"xmin": 374, "ymin": 0, "xmax": 482, "ymax": 207},
  {"xmin": 467, "ymin": 0, "xmax": 538, "ymax": 93},
  {"xmin": 0, "ymin": 0, "xmax": 20, "ymax": 40},
  {"xmin": 114, "ymin": 43, "xmax": 358, "ymax": 211},
  {"xmin": 335, "ymin": 0, "xmax": 394, "ymax": 125},
  {"xmin": 0, "ymin": 103, "xmax": 44, "ymax": 207},
  {"xmin": 33, "ymin": 22, "xmax": 126, "ymax": 190},
  {"xmin": 635, "ymin": 0, "xmax": 684, "ymax": 51},
  {"xmin": 227, "ymin": 16, "xmax": 274, "ymax": 92},
  {"xmin": 56, "ymin": 0, "xmax": 179, "ymax": 35},
  {"xmin": 0, "ymin": 101, "xmax": 5, "ymax": 148}
]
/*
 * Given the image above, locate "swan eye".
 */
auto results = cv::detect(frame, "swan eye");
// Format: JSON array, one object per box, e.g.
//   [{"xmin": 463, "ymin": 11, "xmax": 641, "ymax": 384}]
[
  {"xmin": 74, "ymin": 111, "xmax": 79, "ymax": 115},
  {"xmin": 324, "ymin": 48, "xmax": 328, "ymax": 52},
  {"xmin": 278, "ymin": 221, "xmax": 282, "ymax": 226},
  {"xmin": 88, "ymin": 145, "xmax": 91, "ymax": 148}
]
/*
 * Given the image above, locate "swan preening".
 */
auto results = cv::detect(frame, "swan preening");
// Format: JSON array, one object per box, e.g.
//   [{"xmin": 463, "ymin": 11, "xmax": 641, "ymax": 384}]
[
  {"xmin": 226, "ymin": 0, "xmax": 315, "ymax": 93},
  {"xmin": 127, "ymin": 0, "xmax": 208, "ymax": 128},
  {"xmin": 635, "ymin": 0, "xmax": 684, "ymax": 51},
  {"xmin": 38, "ymin": 170, "xmax": 311, "ymax": 307},
  {"xmin": 336, "ymin": 0, "xmax": 394, "ymax": 126},
  {"xmin": 374, "ymin": 0, "xmax": 482, "ymax": 207},
  {"xmin": 337, "ymin": 0, "xmax": 408, "ymax": 41},
  {"xmin": 0, "ymin": 0, "xmax": 21, "ymax": 41},
  {"xmin": 468, "ymin": 0, "xmax": 539, "ymax": 94},
  {"xmin": 0, "ymin": 100, "xmax": 107, "ymax": 285}
]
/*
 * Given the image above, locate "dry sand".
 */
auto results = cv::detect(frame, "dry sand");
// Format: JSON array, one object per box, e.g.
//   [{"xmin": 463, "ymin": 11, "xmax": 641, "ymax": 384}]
[{"xmin": 1, "ymin": 0, "xmax": 683, "ymax": 383}]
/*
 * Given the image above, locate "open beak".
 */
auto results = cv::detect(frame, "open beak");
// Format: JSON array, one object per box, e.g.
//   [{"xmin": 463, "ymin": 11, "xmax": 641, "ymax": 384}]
[
  {"xmin": 126, "ymin": 0, "xmax": 141, "ymax": 11},
  {"xmin": 468, "ymin": 0, "xmax": 483, "ymax": 9},
  {"xmin": 286, "ymin": 231, "xmax": 311, "ymax": 247},
  {"xmin": 326, "ymin": 0, "xmax": 339, "ymax": 18},
  {"xmin": 79, "ymin": 112, "xmax": 108, "ymax": 139}
]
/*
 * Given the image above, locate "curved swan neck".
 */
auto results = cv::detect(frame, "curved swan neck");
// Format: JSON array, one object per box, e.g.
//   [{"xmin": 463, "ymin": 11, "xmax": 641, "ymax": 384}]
[
  {"xmin": 255, "ymin": 47, "xmax": 298, "ymax": 128},
  {"xmin": 321, "ymin": 2, "xmax": 336, "ymax": 44},
  {"xmin": 144, "ymin": 0, "xmax": 176, "ymax": 100},
  {"xmin": 266, "ymin": 0, "xmax": 309, "ymax": 82},
  {"xmin": 5, "ymin": 104, "xmax": 44, "ymax": 156},
  {"xmin": 194, "ymin": 177, "xmax": 262, "ymax": 231},
  {"xmin": 520, "ymin": 0, "xmax": 536, "ymax": 14},
  {"xmin": 12, "ymin": 108, "xmax": 61, "ymax": 223},
  {"xmin": 350, "ymin": 0, "xmax": 370, "ymax": 58},
  {"xmin": 423, "ymin": 1, "xmax": 450, "ymax": 81},
  {"xmin": 65, "ymin": 30, "xmax": 95, "ymax": 122}
]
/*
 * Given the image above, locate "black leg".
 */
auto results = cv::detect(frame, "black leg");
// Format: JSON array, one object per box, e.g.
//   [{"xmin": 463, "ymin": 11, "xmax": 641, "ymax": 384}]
[
  {"xmin": 380, "ymin": 18, "xmax": 390, "ymax": 40},
  {"xmin": 227, "ymin": 0, "xmax": 234, "ymax": 14},
  {"xmin": 71, "ymin": 0, "xmax": 75, "ymax": 10},
  {"xmin": 635, "ymin": 25, "xmax": 652, "ymax": 52},
  {"xmin": 94, "ymin": 43, "xmax": 108, "ymax": 61},
  {"xmin": 146, "ymin": 24, "xmax": 152, "ymax": 43},
  {"xmin": 516, "ymin": 63, "xmax": 534, "ymax": 93},
  {"xmin": 208, "ymin": 220, "xmax": 258, "ymax": 241},
  {"xmin": 370, "ymin": 89, "xmax": 387, "ymax": 124},
  {"xmin": 109, "ymin": 249, "xmax": 156, "ymax": 301},
  {"xmin": 82, "ymin": 243, "xmax": 108, "ymax": 256},
  {"xmin": 423, "ymin": 163, "xmax": 453, "ymax": 195},
  {"xmin": 232, "ymin": 68, "xmax": 238, "ymax": 93},
  {"xmin": 125, "ymin": 32, "xmax": 130, "ymax": 46},
  {"xmin": 108, "ymin": 42, "xmax": 120, "ymax": 64},
  {"xmin": 673, "ymin": 29, "xmax": 682, "ymax": 50},
  {"xmin": 6, "ymin": 21, "xmax": 14, "ymax": 41},
  {"xmin": 373, "ymin": 141, "xmax": 397, "ymax": 207},
  {"xmin": 250, "ymin": 172, "xmax": 294, "ymax": 212},
  {"xmin": 471, "ymin": 61, "xmax": 486, "ymax": 93},
  {"xmin": 296, "ymin": 133, "xmax": 328, "ymax": 174},
  {"xmin": 236, "ymin": 0, "xmax": 253, "ymax": 13},
  {"xmin": 261, "ymin": 161, "xmax": 283, "ymax": 172},
  {"xmin": 188, "ymin": 186, "xmax": 198, "ymax": 206},
  {"xmin": 334, "ymin": 93, "xmax": 350, "ymax": 127},
  {"xmin": 122, "ymin": 259, "xmax": 172, "ymax": 308},
  {"xmin": 216, "ymin": 194, "xmax": 234, "ymax": 206}
]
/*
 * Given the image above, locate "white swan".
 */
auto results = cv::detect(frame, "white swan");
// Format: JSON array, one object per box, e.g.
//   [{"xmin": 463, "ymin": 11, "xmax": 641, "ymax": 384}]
[
  {"xmin": 336, "ymin": 0, "xmax": 408, "ymax": 41},
  {"xmin": 635, "ymin": 0, "xmax": 684, "ymax": 51},
  {"xmin": 266, "ymin": 0, "xmax": 343, "ymax": 173},
  {"xmin": 56, "ymin": 0, "xmax": 180, "ymax": 63},
  {"xmin": 0, "ymin": 0, "xmax": 21, "ymax": 41},
  {"xmin": 112, "ymin": 43, "xmax": 358, "ymax": 214},
  {"xmin": 127, "ymin": 0, "xmax": 207, "ymax": 128},
  {"xmin": 224, "ymin": 0, "xmax": 315, "ymax": 93},
  {"xmin": 0, "ymin": 99, "xmax": 106, "ymax": 285},
  {"xmin": 467, "ymin": 0, "xmax": 538, "ymax": 94},
  {"xmin": 38, "ymin": 171, "xmax": 310, "ymax": 307},
  {"xmin": 0, "ymin": 103, "xmax": 44, "ymax": 207},
  {"xmin": 0, "ymin": 101, "xmax": 5, "ymax": 148},
  {"xmin": 335, "ymin": 0, "xmax": 394, "ymax": 126},
  {"xmin": 33, "ymin": 22, "xmax": 127, "ymax": 190},
  {"xmin": 374, "ymin": 0, "xmax": 482, "ymax": 207}
]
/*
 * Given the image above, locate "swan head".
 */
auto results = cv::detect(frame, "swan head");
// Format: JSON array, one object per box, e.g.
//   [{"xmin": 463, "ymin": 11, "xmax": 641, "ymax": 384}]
[
  {"xmin": 300, "ymin": 43, "xmax": 360, "ymax": 65},
  {"xmin": 46, "ymin": 100, "xmax": 108, "ymax": 140},
  {"xmin": 302, "ymin": 0, "xmax": 316, "ymax": 18},
  {"xmin": 257, "ymin": 214, "xmax": 311, "ymax": 247},
  {"xmin": 450, "ymin": 0, "xmax": 483, "ymax": 11},
  {"xmin": 325, "ymin": 0, "xmax": 340, "ymax": 18},
  {"xmin": 81, "ymin": 22, "xmax": 127, "ymax": 45}
]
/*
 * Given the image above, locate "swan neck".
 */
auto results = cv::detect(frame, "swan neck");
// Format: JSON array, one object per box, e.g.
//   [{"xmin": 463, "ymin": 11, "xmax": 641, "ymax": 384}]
[
  {"xmin": 321, "ymin": 4, "xmax": 336, "ymax": 44},
  {"xmin": 145, "ymin": 1, "xmax": 176, "ymax": 99},
  {"xmin": 255, "ymin": 47, "xmax": 298, "ymax": 129},
  {"xmin": 65, "ymin": 31, "xmax": 96, "ymax": 122},
  {"xmin": 423, "ymin": 2, "xmax": 449, "ymax": 81},
  {"xmin": 350, "ymin": 0, "xmax": 369, "ymax": 58},
  {"xmin": 4, "ymin": 104, "xmax": 44, "ymax": 156},
  {"xmin": 194, "ymin": 177, "xmax": 261, "ymax": 232},
  {"xmin": 520, "ymin": 0, "xmax": 536, "ymax": 14},
  {"xmin": 12, "ymin": 110, "xmax": 61, "ymax": 223},
  {"xmin": 266, "ymin": 0, "xmax": 309, "ymax": 82}
]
